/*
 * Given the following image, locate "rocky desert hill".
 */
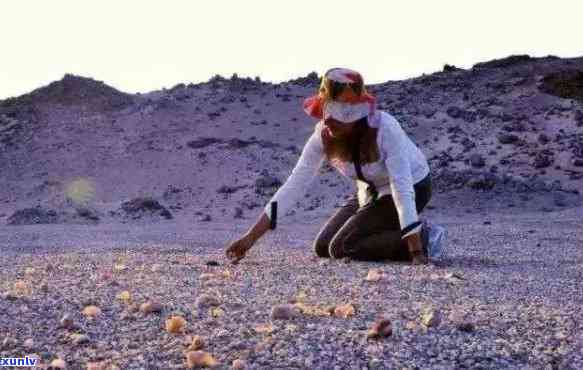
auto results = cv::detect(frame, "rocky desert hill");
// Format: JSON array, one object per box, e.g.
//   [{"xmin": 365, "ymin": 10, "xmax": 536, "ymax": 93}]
[{"xmin": 1, "ymin": 54, "xmax": 583, "ymax": 226}]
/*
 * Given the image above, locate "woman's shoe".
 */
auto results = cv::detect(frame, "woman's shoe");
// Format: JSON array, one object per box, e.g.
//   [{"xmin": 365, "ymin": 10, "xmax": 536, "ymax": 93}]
[{"xmin": 427, "ymin": 223, "xmax": 447, "ymax": 260}]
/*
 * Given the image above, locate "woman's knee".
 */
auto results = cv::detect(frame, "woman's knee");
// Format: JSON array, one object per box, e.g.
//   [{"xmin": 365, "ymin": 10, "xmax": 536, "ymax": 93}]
[
  {"xmin": 328, "ymin": 240, "xmax": 344, "ymax": 259},
  {"xmin": 313, "ymin": 240, "xmax": 330, "ymax": 258},
  {"xmin": 328, "ymin": 233, "xmax": 350, "ymax": 259}
]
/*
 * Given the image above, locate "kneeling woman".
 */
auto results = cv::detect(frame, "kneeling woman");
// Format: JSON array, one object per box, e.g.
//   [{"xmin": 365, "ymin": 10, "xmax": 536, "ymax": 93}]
[{"xmin": 226, "ymin": 68, "xmax": 446, "ymax": 265}]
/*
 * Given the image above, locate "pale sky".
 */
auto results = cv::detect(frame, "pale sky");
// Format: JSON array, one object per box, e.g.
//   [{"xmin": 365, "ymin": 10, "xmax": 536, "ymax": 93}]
[{"xmin": 2, "ymin": 0, "xmax": 582, "ymax": 100}]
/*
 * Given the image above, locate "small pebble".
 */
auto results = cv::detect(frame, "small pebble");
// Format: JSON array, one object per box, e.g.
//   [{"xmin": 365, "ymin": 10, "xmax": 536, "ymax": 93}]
[
  {"xmin": 270, "ymin": 304, "xmax": 300, "ymax": 320},
  {"xmin": 71, "ymin": 333, "xmax": 90, "ymax": 345},
  {"xmin": 365, "ymin": 269, "xmax": 384, "ymax": 282},
  {"xmin": 185, "ymin": 350, "xmax": 218, "ymax": 368},
  {"xmin": 60, "ymin": 314, "xmax": 74, "ymax": 329},
  {"xmin": 196, "ymin": 294, "xmax": 221, "ymax": 308},
  {"xmin": 456, "ymin": 322, "xmax": 475, "ymax": 333},
  {"xmin": 50, "ymin": 358, "xmax": 67, "ymax": 369},
  {"xmin": 117, "ymin": 290, "xmax": 131, "ymax": 303},
  {"xmin": 189, "ymin": 335, "xmax": 205, "ymax": 350},
  {"xmin": 333, "ymin": 304, "xmax": 355, "ymax": 318},
  {"xmin": 421, "ymin": 308, "xmax": 441, "ymax": 328},
  {"xmin": 166, "ymin": 315, "xmax": 186, "ymax": 334},
  {"xmin": 140, "ymin": 301, "xmax": 163, "ymax": 314},
  {"xmin": 82, "ymin": 305, "xmax": 102, "ymax": 318},
  {"xmin": 367, "ymin": 319, "xmax": 392, "ymax": 338}
]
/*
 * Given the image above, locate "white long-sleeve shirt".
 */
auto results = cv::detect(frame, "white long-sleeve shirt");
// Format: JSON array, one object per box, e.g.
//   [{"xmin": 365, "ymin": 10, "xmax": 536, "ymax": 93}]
[{"xmin": 264, "ymin": 110, "xmax": 430, "ymax": 238}]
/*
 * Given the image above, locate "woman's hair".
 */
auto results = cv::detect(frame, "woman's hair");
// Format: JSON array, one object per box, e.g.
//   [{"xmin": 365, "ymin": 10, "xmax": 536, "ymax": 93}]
[{"xmin": 321, "ymin": 116, "xmax": 380, "ymax": 164}]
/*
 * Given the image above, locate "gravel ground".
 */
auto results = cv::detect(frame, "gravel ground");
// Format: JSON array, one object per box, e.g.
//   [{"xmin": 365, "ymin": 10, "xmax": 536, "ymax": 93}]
[{"xmin": 1, "ymin": 208, "xmax": 582, "ymax": 370}]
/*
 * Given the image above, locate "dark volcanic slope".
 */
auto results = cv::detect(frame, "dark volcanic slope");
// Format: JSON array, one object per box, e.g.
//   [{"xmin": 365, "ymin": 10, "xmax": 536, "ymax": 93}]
[{"xmin": 1, "ymin": 55, "xmax": 582, "ymax": 225}]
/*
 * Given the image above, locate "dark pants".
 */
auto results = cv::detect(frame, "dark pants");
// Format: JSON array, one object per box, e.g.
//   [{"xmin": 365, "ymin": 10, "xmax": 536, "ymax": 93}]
[{"xmin": 313, "ymin": 174, "xmax": 432, "ymax": 261}]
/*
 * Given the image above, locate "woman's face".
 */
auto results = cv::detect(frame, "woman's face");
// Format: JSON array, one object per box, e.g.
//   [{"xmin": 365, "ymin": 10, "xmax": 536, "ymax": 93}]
[{"xmin": 324, "ymin": 117, "xmax": 357, "ymax": 138}]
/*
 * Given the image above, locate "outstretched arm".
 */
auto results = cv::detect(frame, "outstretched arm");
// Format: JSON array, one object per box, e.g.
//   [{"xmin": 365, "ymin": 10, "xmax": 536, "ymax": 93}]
[{"xmin": 227, "ymin": 123, "xmax": 325, "ymax": 263}]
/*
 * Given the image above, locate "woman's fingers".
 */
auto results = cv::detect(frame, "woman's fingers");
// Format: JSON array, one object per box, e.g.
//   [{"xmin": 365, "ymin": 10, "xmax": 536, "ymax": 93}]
[
  {"xmin": 226, "ymin": 239, "xmax": 251, "ymax": 263},
  {"xmin": 229, "ymin": 248, "xmax": 247, "ymax": 265},
  {"xmin": 227, "ymin": 248, "xmax": 241, "ymax": 260},
  {"xmin": 225, "ymin": 242, "xmax": 240, "ymax": 260},
  {"xmin": 226, "ymin": 249, "xmax": 235, "ymax": 259},
  {"xmin": 226, "ymin": 235, "xmax": 256, "ymax": 265}
]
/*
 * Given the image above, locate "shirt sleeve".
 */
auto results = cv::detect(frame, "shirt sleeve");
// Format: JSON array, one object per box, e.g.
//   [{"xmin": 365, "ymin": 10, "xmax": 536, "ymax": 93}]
[
  {"xmin": 264, "ymin": 123, "xmax": 325, "ymax": 226},
  {"xmin": 381, "ymin": 121, "xmax": 421, "ymax": 239}
]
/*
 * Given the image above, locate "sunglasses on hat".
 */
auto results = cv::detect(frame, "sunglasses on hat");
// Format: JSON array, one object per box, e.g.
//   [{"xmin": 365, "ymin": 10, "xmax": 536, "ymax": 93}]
[
  {"xmin": 324, "ymin": 67, "xmax": 364, "ymax": 100},
  {"xmin": 329, "ymin": 80, "xmax": 363, "ymax": 100}
]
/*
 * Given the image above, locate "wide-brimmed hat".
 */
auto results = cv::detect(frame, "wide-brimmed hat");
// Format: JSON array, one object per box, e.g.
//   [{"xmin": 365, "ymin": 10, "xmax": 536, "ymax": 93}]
[{"xmin": 303, "ymin": 67, "xmax": 378, "ymax": 124}]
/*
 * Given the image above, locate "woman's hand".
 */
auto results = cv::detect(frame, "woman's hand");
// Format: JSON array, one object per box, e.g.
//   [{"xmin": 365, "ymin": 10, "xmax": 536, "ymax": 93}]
[
  {"xmin": 225, "ymin": 234, "xmax": 255, "ymax": 264},
  {"xmin": 226, "ymin": 212, "xmax": 271, "ymax": 265},
  {"xmin": 405, "ymin": 232, "xmax": 428, "ymax": 265}
]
